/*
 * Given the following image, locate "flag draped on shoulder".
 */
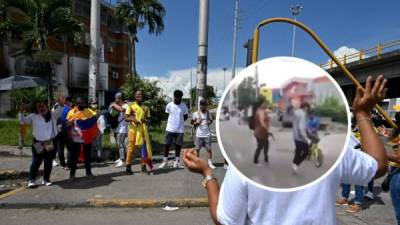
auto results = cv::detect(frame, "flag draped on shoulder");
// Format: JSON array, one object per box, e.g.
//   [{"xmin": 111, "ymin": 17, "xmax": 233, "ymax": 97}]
[{"xmin": 67, "ymin": 107, "xmax": 99, "ymax": 144}]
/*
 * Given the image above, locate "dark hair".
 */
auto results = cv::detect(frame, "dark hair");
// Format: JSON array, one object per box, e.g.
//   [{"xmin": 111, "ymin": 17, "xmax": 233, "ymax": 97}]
[
  {"xmin": 199, "ymin": 99, "xmax": 207, "ymax": 106},
  {"xmin": 173, "ymin": 90, "xmax": 183, "ymax": 98},
  {"xmin": 300, "ymin": 102, "xmax": 310, "ymax": 109},
  {"xmin": 65, "ymin": 96, "xmax": 73, "ymax": 103}
]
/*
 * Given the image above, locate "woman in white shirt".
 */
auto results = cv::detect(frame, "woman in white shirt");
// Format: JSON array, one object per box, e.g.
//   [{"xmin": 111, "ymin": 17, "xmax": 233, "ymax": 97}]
[{"xmin": 19, "ymin": 99, "xmax": 63, "ymax": 188}]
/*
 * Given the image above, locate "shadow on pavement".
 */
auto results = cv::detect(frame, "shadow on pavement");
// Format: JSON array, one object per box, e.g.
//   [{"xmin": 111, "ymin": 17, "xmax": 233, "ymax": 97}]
[{"xmin": 54, "ymin": 171, "xmax": 127, "ymax": 189}]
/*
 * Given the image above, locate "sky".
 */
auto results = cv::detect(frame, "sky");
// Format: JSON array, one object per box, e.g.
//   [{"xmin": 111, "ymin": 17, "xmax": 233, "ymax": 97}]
[{"xmin": 110, "ymin": 0, "xmax": 400, "ymax": 97}]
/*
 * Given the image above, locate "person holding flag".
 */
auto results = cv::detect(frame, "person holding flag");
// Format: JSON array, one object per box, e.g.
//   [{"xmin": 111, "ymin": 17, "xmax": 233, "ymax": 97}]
[
  {"xmin": 66, "ymin": 97, "xmax": 99, "ymax": 179},
  {"xmin": 125, "ymin": 91, "xmax": 153, "ymax": 175}
]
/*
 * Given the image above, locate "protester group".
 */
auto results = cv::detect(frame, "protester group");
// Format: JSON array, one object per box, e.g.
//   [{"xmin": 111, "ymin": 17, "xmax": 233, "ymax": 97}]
[{"xmin": 18, "ymin": 89, "xmax": 217, "ymax": 188}]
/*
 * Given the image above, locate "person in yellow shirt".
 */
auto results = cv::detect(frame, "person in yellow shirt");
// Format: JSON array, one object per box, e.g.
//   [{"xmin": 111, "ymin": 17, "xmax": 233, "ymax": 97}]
[{"xmin": 125, "ymin": 91, "xmax": 152, "ymax": 175}]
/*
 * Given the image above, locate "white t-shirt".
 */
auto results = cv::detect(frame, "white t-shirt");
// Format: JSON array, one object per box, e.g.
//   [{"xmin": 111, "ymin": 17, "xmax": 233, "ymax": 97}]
[
  {"xmin": 165, "ymin": 102, "xmax": 188, "ymax": 133},
  {"xmin": 217, "ymin": 134, "xmax": 377, "ymax": 225},
  {"xmin": 115, "ymin": 104, "xmax": 129, "ymax": 134},
  {"xmin": 193, "ymin": 111, "xmax": 211, "ymax": 138},
  {"xmin": 18, "ymin": 108, "xmax": 62, "ymax": 141}
]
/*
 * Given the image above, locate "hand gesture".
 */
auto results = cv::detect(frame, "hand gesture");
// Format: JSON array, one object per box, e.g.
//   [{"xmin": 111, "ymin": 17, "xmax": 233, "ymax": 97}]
[
  {"xmin": 352, "ymin": 75, "xmax": 387, "ymax": 115},
  {"xmin": 182, "ymin": 149, "xmax": 212, "ymax": 176}
]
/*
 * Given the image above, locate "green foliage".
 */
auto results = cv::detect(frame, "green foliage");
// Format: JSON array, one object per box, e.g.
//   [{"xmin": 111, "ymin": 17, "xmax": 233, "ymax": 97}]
[
  {"xmin": 314, "ymin": 95, "xmax": 347, "ymax": 124},
  {"xmin": 8, "ymin": 87, "xmax": 47, "ymax": 116},
  {"xmin": 121, "ymin": 75, "xmax": 167, "ymax": 127},
  {"xmin": 236, "ymin": 77, "xmax": 257, "ymax": 110},
  {"xmin": 190, "ymin": 85, "xmax": 216, "ymax": 108},
  {"xmin": 0, "ymin": 120, "xmax": 33, "ymax": 146}
]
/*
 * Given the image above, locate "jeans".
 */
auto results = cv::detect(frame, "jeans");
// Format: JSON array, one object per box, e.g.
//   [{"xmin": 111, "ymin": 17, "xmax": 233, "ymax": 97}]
[
  {"xmin": 69, "ymin": 142, "xmax": 92, "ymax": 176},
  {"xmin": 341, "ymin": 183, "xmax": 364, "ymax": 205},
  {"xmin": 293, "ymin": 140, "xmax": 309, "ymax": 166},
  {"xmin": 389, "ymin": 167, "xmax": 400, "ymax": 224},
  {"xmin": 254, "ymin": 137, "xmax": 269, "ymax": 163},
  {"xmin": 117, "ymin": 132, "xmax": 127, "ymax": 160},
  {"xmin": 29, "ymin": 143, "xmax": 56, "ymax": 182},
  {"xmin": 92, "ymin": 133, "xmax": 103, "ymax": 160},
  {"xmin": 54, "ymin": 131, "xmax": 71, "ymax": 167}
]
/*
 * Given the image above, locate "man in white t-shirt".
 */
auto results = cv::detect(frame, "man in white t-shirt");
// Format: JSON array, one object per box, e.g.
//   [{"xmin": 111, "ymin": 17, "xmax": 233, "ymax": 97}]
[
  {"xmin": 159, "ymin": 90, "xmax": 189, "ymax": 169},
  {"xmin": 192, "ymin": 100, "xmax": 216, "ymax": 169},
  {"xmin": 110, "ymin": 93, "xmax": 129, "ymax": 168},
  {"xmin": 183, "ymin": 75, "xmax": 388, "ymax": 225}
]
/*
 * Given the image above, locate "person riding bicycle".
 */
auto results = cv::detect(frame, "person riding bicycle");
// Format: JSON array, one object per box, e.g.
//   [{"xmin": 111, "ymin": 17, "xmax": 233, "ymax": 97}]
[{"xmin": 307, "ymin": 109, "xmax": 320, "ymax": 144}]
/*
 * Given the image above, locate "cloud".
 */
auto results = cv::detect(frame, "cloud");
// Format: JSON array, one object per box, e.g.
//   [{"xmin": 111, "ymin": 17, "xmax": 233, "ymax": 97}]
[
  {"xmin": 143, "ymin": 67, "xmax": 244, "ymax": 98},
  {"xmin": 323, "ymin": 46, "xmax": 369, "ymax": 68}
]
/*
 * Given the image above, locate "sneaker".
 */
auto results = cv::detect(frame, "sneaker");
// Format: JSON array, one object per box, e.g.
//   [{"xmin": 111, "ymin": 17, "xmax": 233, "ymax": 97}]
[
  {"xmin": 41, "ymin": 180, "xmax": 52, "ymax": 186},
  {"xmin": 292, "ymin": 164, "xmax": 299, "ymax": 173},
  {"xmin": 223, "ymin": 163, "xmax": 228, "ymax": 170},
  {"xmin": 208, "ymin": 161, "xmax": 216, "ymax": 169},
  {"xmin": 158, "ymin": 161, "xmax": 168, "ymax": 169},
  {"xmin": 346, "ymin": 204, "xmax": 362, "ymax": 213},
  {"xmin": 141, "ymin": 165, "xmax": 148, "ymax": 173},
  {"xmin": 335, "ymin": 198, "xmax": 349, "ymax": 205},
  {"xmin": 126, "ymin": 165, "xmax": 133, "ymax": 175},
  {"xmin": 115, "ymin": 160, "xmax": 124, "ymax": 168},
  {"xmin": 173, "ymin": 160, "xmax": 184, "ymax": 168},
  {"xmin": 114, "ymin": 159, "xmax": 121, "ymax": 164},
  {"xmin": 52, "ymin": 160, "xmax": 59, "ymax": 167},
  {"xmin": 364, "ymin": 191, "xmax": 375, "ymax": 200},
  {"xmin": 27, "ymin": 180, "xmax": 37, "ymax": 188}
]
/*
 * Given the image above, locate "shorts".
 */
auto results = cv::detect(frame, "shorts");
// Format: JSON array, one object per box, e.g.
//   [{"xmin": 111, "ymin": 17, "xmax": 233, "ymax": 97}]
[
  {"xmin": 165, "ymin": 132, "xmax": 184, "ymax": 146},
  {"xmin": 195, "ymin": 136, "xmax": 211, "ymax": 150}
]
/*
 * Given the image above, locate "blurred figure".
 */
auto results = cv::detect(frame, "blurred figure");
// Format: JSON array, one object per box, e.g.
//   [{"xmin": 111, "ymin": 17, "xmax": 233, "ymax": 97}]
[
  {"xmin": 292, "ymin": 102, "xmax": 311, "ymax": 173},
  {"xmin": 89, "ymin": 99, "xmax": 103, "ymax": 162},
  {"xmin": 191, "ymin": 100, "xmax": 216, "ymax": 169},
  {"xmin": 251, "ymin": 99, "xmax": 270, "ymax": 164},
  {"xmin": 159, "ymin": 90, "xmax": 189, "ymax": 169},
  {"xmin": 53, "ymin": 96, "xmax": 73, "ymax": 169}
]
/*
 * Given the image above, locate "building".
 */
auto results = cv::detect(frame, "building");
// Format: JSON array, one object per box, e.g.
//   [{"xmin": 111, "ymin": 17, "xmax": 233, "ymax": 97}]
[{"xmin": 0, "ymin": 0, "xmax": 132, "ymax": 114}]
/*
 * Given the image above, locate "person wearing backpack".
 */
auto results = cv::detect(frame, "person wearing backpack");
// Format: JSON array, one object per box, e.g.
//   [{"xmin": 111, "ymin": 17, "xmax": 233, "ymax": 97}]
[
  {"xmin": 109, "ymin": 92, "xmax": 129, "ymax": 168},
  {"xmin": 191, "ymin": 100, "xmax": 216, "ymax": 169},
  {"xmin": 251, "ymin": 98, "xmax": 271, "ymax": 164}
]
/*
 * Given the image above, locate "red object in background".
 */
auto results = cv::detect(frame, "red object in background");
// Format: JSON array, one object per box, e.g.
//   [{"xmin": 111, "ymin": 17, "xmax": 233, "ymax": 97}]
[{"xmin": 78, "ymin": 144, "xmax": 84, "ymax": 163}]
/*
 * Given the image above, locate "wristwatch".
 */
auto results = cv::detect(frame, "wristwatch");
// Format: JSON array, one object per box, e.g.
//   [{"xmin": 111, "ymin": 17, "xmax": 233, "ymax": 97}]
[{"xmin": 202, "ymin": 174, "xmax": 217, "ymax": 188}]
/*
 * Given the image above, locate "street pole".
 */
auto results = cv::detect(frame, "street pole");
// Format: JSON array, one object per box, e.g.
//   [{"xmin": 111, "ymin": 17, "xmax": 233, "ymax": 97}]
[
  {"xmin": 89, "ymin": 0, "xmax": 100, "ymax": 102},
  {"xmin": 190, "ymin": 69, "xmax": 193, "ymax": 109},
  {"xmin": 197, "ymin": 0, "xmax": 209, "ymax": 109},
  {"xmin": 231, "ymin": 0, "xmax": 239, "ymax": 79},
  {"xmin": 290, "ymin": 5, "xmax": 303, "ymax": 57},
  {"xmin": 222, "ymin": 67, "xmax": 227, "ymax": 91}
]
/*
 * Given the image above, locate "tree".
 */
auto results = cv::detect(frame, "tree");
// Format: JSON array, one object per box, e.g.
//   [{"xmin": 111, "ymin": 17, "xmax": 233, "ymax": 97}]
[
  {"xmin": 0, "ymin": 0, "xmax": 83, "ymax": 104},
  {"xmin": 121, "ymin": 74, "xmax": 167, "ymax": 127},
  {"xmin": 190, "ymin": 85, "xmax": 216, "ymax": 108},
  {"xmin": 236, "ymin": 76, "xmax": 257, "ymax": 110},
  {"xmin": 116, "ymin": 0, "xmax": 165, "ymax": 77}
]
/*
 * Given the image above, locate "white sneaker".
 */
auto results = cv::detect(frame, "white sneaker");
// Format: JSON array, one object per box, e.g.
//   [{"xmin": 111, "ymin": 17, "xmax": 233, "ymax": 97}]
[
  {"xmin": 28, "ymin": 180, "xmax": 37, "ymax": 188},
  {"xmin": 115, "ymin": 160, "xmax": 124, "ymax": 168},
  {"xmin": 364, "ymin": 191, "xmax": 375, "ymax": 200},
  {"xmin": 114, "ymin": 159, "xmax": 121, "ymax": 164},
  {"xmin": 208, "ymin": 161, "xmax": 216, "ymax": 169},
  {"xmin": 173, "ymin": 160, "xmax": 184, "ymax": 168},
  {"xmin": 158, "ymin": 161, "xmax": 168, "ymax": 169},
  {"xmin": 52, "ymin": 160, "xmax": 58, "ymax": 167},
  {"xmin": 41, "ymin": 180, "xmax": 52, "ymax": 186},
  {"xmin": 292, "ymin": 164, "xmax": 299, "ymax": 173}
]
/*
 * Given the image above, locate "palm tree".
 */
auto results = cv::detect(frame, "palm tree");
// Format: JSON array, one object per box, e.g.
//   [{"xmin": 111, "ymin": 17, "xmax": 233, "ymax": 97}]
[
  {"xmin": 0, "ymin": 0, "xmax": 83, "ymax": 104},
  {"xmin": 116, "ymin": 0, "xmax": 165, "ymax": 77}
]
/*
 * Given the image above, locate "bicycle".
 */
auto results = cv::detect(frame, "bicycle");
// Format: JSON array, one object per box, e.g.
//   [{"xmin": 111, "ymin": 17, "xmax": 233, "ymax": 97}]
[{"xmin": 309, "ymin": 136, "xmax": 323, "ymax": 168}]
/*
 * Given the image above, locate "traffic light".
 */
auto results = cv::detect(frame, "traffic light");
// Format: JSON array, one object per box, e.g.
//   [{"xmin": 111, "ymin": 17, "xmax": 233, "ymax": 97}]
[{"xmin": 244, "ymin": 38, "xmax": 253, "ymax": 67}]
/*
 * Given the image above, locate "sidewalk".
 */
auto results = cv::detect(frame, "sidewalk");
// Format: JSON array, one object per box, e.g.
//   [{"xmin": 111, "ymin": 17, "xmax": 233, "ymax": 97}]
[{"xmin": 0, "ymin": 138, "xmax": 397, "ymax": 224}]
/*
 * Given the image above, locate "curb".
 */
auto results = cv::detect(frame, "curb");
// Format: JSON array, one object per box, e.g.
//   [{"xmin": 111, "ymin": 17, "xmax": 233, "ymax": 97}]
[
  {"xmin": 0, "ymin": 170, "xmax": 29, "ymax": 180},
  {"xmin": 0, "ymin": 197, "xmax": 209, "ymax": 209}
]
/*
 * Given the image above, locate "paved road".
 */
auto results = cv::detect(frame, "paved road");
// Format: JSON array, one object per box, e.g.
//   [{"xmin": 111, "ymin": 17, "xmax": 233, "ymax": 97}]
[{"xmin": 218, "ymin": 113, "xmax": 347, "ymax": 189}]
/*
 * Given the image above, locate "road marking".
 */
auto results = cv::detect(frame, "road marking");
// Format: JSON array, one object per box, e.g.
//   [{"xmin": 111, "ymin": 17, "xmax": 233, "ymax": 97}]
[{"xmin": 0, "ymin": 187, "xmax": 26, "ymax": 200}]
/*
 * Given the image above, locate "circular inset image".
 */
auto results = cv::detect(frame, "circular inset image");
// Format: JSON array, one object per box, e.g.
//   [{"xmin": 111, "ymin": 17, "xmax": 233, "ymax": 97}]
[{"xmin": 217, "ymin": 56, "xmax": 350, "ymax": 191}]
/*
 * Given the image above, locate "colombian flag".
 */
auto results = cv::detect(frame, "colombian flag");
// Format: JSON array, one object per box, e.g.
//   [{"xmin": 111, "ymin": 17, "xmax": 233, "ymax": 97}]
[
  {"xmin": 141, "ymin": 123, "xmax": 153, "ymax": 170},
  {"xmin": 67, "ymin": 107, "xmax": 99, "ymax": 144}
]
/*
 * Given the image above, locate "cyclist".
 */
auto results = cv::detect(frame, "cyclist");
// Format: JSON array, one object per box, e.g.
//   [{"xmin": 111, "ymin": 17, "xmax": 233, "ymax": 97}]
[{"xmin": 307, "ymin": 109, "xmax": 320, "ymax": 144}]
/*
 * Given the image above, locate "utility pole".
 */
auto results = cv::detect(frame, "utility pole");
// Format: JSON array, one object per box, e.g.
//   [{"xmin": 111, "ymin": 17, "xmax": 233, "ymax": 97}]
[
  {"xmin": 190, "ymin": 69, "xmax": 193, "ymax": 109},
  {"xmin": 222, "ymin": 67, "xmax": 227, "ymax": 91},
  {"xmin": 231, "ymin": 0, "xmax": 239, "ymax": 79},
  {"xmin": 197, "ymin": 0, "xmax": 209, "ymax": 109},
  {"xmin": 290, "ymin": 5, "xmax": 303, "ymax": 57},
  {"xmin": 89, "ymin": 0, "xmax": 100, "ymax": 102}
]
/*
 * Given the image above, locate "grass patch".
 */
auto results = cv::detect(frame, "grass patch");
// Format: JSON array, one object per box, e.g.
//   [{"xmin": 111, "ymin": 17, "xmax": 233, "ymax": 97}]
[{"xmin": 0, "ymin": 119, "xmax": 33, "ymax": 146}]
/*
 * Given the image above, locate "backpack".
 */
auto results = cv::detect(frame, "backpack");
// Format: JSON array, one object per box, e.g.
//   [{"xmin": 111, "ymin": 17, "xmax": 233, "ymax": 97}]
[{"xmin": 106, "ymin": 110, "xmax": 120, "ymax": 129}]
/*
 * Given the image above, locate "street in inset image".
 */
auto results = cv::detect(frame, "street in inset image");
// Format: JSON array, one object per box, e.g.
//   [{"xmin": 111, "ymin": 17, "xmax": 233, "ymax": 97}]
[{"xmin": 217, "ymin": 57, "xmax": 349, "ymax": 189}]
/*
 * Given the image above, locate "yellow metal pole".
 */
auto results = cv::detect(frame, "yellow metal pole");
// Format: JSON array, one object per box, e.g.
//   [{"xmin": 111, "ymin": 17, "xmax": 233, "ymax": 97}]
[
  {"xmin": 251, "ymin": 17, "xmax": 397, "ymax": 129},
  {"xmin": 359, "ymin": 49, "xmax": 363, "ymax": 61}
]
